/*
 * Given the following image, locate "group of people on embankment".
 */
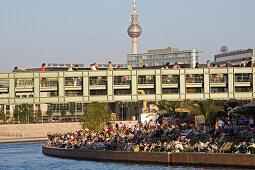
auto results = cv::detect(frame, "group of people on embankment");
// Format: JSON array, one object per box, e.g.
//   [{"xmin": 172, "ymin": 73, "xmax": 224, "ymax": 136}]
[{"xmin": 46, "ymin": 117, "xmax": 255, "ymax": 154}]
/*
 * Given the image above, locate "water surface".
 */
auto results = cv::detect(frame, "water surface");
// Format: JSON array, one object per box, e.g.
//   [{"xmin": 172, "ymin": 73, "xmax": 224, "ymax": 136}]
[{"xmin": 0, "ymin": 142, "xmax": 241, "ymax": 170}]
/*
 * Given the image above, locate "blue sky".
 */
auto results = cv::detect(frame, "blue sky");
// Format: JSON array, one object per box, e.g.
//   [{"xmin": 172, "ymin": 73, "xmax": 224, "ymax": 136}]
[{"xmin": 0, "ymin": 0, "xmax": 255, "ymax": 72}]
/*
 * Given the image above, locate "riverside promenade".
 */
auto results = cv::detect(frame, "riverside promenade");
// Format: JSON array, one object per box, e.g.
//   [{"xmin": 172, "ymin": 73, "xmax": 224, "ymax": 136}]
[
  {"xmin": 42, "ymin": 145, "xmax": 255, "ymax": 168},
  {"xmin": 0, "ymin": 122, "xmax": 81, "ymax": 143}
]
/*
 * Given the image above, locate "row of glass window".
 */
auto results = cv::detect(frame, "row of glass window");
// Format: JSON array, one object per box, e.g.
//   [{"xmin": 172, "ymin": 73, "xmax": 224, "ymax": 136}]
[
  {"xmin": 0, "ymin": 74, "xmax": 252, "ymax": 89},
  {"xmin": 1, "ymin": 85, "xmax": 251, "ymax": 99},
  {"xmin": 127, "ymin": 53, "xmax": 194, "ymax": 60}
]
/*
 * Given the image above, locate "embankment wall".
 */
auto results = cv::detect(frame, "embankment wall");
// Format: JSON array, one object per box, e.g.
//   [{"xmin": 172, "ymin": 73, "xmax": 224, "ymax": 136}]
[
  {"xmin": 0, "ymin": 122, "xmax": 81, "ymax": 139},
  {"xmin": 42, "ymin": 145, "xmax": 255, "ymax": 168}
]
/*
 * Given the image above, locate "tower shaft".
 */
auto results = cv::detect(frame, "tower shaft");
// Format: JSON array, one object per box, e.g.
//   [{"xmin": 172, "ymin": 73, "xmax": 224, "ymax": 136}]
[{"xmin": 132, "ymin": 37, "xmax": 138, "ymax": 54}]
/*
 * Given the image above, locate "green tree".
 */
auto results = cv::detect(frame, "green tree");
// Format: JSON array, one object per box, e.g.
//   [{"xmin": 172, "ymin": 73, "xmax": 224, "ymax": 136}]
[
  {"xmin": 187, "ymin": 100, "xmax": 222, "ymax": 122},
  {"xmin": 13, "ymin": 105, "xmax": 20, "ymax": 122},
  {"xmin": 61, "ymin": 104, "xmax": 66, "ymax": 119},
  {"xmin": 0, "ymin": 105, "xmax": 5, "ymax": 122},
  {"xmin": 130, "ymin": 104, "xmax": 137, "ymax": 120},
  {"xmin": 115, "ymin": 103, "xmax": 120, "ymax": 120},
  {"xmin": 26, "ymin": 104, "xmax": 34, "ymax": 123},
  {"xmin": 46, "ymin": 105, "xmax": 53, "ymax": 120},
  {"xmin": 14, "ymin": 104, "xmax": 34, "ymax": 123},
  {"xmin": 82, "ymin": 103, "xmax": 110, "ymax": 132},
  {"xmin": 69, "ymin": 103, "xmax": 75, "ymax": 121},
  {"xmin": 36, "ymin": 106, "xmax": 42, "ymax": 122},
  {"xmin": 157, "ymin": 100, "xmax": 181, "ymax": 117},
  {"xmin": 235, "ymin": 107, "xmax": 254, "ymax": 120}
]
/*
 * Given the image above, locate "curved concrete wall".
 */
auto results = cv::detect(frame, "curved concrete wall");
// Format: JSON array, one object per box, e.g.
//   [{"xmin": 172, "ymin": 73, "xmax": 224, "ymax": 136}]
[{"xmin": 42, "ymin": 145, "xmax": 255, "ymax": 168}]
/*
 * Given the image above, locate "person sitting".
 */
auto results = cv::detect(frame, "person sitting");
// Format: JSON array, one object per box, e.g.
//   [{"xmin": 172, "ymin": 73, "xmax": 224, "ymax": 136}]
[{"xmin": 173, "ymin": 63, "xmax": 180, "ymax": 69}]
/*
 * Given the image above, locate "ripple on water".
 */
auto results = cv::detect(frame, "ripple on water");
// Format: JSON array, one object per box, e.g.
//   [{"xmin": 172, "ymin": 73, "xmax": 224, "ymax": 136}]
[{"xmin": 0, "ymin": 142, "xmax": 240, "ymax": 170}]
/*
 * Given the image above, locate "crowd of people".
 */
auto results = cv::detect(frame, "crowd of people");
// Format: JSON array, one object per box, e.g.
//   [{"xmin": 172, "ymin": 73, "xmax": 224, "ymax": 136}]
[
  {"xmin": 11, "ymin": 56, "xmax": 254, "ymax": 74},
  {"xmin": 46, "ymin": 118, "xmax": 255, "ymax": 154}
]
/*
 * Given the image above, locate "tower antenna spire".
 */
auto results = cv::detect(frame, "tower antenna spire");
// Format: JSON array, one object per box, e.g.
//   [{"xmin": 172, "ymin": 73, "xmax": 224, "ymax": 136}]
[{"xmin": 133, "ymin": 0, "xmax": 136, "ymax": 14}]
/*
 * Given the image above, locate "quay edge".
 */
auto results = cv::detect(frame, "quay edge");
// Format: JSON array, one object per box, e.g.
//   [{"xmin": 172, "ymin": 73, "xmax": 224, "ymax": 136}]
[{"xmin": 42, "ymin": 145, "xmax": 255, "ymax": 168}]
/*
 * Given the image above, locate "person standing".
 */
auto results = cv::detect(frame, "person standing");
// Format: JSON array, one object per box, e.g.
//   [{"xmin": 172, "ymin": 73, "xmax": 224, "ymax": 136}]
[
  {"xmin": 173, "ymin": 63, "xmax": 180, "ymax": 69},
  {"xmin": 91, "ymin": 63, "xmax": 98, "ymax": 85},
  {"xmin": 195, "ymin": 62, "xmax": 199, "ymax": 68},
  {"xmin": 68, "ymin": 64, "xmax": 73, "ymax": 71},
  {"xmin": 165, "ymin": 62, "xmax": 170, "ymax": 69},
  {"xmin": 225, "ymin": 61, "xmax": 232, "ymax": 67},
  {"xmin": 207, "ymin": 60, "xmax": 211, "ymax": 68},
  {"xmin": 91, "ymin": 63, "xmax": 97, "ymax": 71},
  {"xmin": 41, "ymin": 63, "xmax": 46, "ymax": 87},
  {"xmin": 108, "ymin": 61, "xmax": 113, "ymax": 71},
  {"xmin": 74, "ymin": 65, "xmax": 80, "ymax": 86},
  {"xmin": 13, "ymin": 67, "xmax": 19, "ymax": 86},
  {"xmin": 247, "ymin": 57, "xmax": 253, "ymax": 67},
  {"xmin": 240, "ymin": 58, "xmax": 246, "ymax": 67},
  {"xmin": 12, "ymin": 67, "xmax": 19, "ymax": 72}
]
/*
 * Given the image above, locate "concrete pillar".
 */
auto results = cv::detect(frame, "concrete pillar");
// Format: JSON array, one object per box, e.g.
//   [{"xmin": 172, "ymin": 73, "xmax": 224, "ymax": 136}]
[
  {"xmin": 204, "ymin": 69, "xmax": 210, "ymax": 98},
  {"xmin": 155, "ymin": 70, "xmax": 162, "ymax": 100},
  {"xmin": 180, "ymin": 70, "xmax": 186, "ymax": 100},
  {"xmin": 33, "ymin": 73, "xmax": 40, "ymax": 103},
  {"xmin": 107, "ymin": 71, "xmax": 113, "ymax": 101},
  {"xmin": 83, "ymin": 72, "xmax": 89, "ymax": 101},
  {"xmin": 228, "ymin": 68, "xmax": 234, "ymax": 98},
  {"xmin": 58, "ymin": 72, "xmax": 65, "ymax": 102},
  {"xmin": 131, "ymin": 70, "xmax": 138, "ymax": 102},
  {"xmin": 8, "ymin": 73, "xmax": 15, "ymax": 104}
]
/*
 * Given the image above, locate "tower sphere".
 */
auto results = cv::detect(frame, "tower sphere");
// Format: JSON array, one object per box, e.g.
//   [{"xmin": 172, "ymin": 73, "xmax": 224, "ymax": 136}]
[{"xmin": 127, "ymin": 24, "xmax": 142, "ymax": 38}]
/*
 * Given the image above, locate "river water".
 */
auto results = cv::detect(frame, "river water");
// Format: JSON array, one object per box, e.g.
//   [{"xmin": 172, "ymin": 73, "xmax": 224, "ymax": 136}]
[{"xmin": 0, "ymin": 142, "xmax": 240, "ymax": 170}]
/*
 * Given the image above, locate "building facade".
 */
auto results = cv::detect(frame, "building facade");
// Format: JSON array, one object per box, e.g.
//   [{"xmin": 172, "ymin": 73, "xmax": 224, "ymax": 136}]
[
  {"xmin": 213, "ymin": 48, "xmax": 254, "ymax": 66},
  {"xmin": 127, "ymin": 47, "xmax": 201, "ymax": 68}
]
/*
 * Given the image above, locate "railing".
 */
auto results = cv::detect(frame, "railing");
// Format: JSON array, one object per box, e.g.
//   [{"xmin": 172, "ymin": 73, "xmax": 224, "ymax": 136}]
[
  {"xmin": 186, "ymin": 75, "xmax": 203, "ymax": 83},
  {"xmin": 44, "ymin": 78, "xmax": 58, "ymax": 87},
  {"xmin": 89, "ymin": 76, "xmax": 107, "ymax": 85},
  {"xmin": 65, "ymin": 77, "xmax": 82, "ymax": 86},
  {"xmin": 235, "ymin": 74, "xmax": 252, "ymax": 82},
  {"xmin": 210, "ymin": 74, "xmax": 227, "ymax": 83},
  {"xmin": 16, "ymin": 79, "xmax": 34, "ymax": 88},
  {"xmin": 138, "ymin": 75, "xmax": 155, "ymax": 84},
  {"xmin": 162, "ymin": 75, "xmax": 179, "ymax": 84},
  {"xmin": 114, "ymin": 76, "xmax": 131, "ymax": 85}
]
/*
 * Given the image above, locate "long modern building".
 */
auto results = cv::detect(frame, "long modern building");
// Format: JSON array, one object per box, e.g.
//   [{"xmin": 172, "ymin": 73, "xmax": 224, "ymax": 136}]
[
  {"xmin": 127, "ymin": 46, "xmax": 202, "ymax": 68},
  {"xmin": 213, "ymin": 48, "xmax": 254, "ymax": 66}
]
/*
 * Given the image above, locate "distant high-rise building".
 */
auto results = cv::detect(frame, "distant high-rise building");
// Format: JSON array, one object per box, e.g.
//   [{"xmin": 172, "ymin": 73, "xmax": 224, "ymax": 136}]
[
  {"xmin": 213, "ymin": 47, "xmax": 254, "ymax": 66},
  {"xmin": 127, "ymin": 0, "xmax": 142, "ymax": 54},
  {"xmin": 127, "ymin": 46, "xmax": 202, "ymax": 68}
]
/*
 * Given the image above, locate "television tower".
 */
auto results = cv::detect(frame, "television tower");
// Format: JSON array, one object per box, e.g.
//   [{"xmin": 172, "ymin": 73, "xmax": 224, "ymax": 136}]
[{"xmin": 127, "ymin": 0, "xmax": 142, "ymax": 54}]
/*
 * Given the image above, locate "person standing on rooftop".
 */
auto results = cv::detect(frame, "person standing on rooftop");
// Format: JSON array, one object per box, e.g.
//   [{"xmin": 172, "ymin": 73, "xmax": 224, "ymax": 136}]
[
  {"xmin": 68, "ymin": 64, "xmax": 73, "ymax": 71},
  {"xmin": 173, "ymin": 63, "xmax": 180, "ymax": 69},
  {"xmin": 91, "ymin": 63, "xmax": 97, "ymax": 71},
  {"xmin": 225, "ymin": 61, "xmax": 232, "ymax": 67},
  {"xmin": 74, "ymin": 65, "xmax": 80, "ymax": 86},
  {"xmin": 240, "ymin": 58, "xmax": 246, "ymax": 67},
  {"xmin": 12, "ymin": 67, "xmax": 19, "ymax": 72},
  {"xmin": 108, "ymin": 61, "xmax": 113, "ymax": 71},
  {"xmin": 195, "ymin": 62, "xmax": 199, "ymax": 68},
  {"xmin": 207, "ymin": 60, "xmax": 211, "ymax": 68},
  {"xmin": 94, "ymin": 63, "xmax": 99, "ymax": 70},
  {"xmin": 41, "ymin": 63, "xmax": 46, "ymax": 87},
  {"xmin": 166, "ymin": 62, "xmax": 170, "ymax": 69},
  {"xmin": 247, "ymin": 58, "xmax": 253, "ymax": 67}
]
